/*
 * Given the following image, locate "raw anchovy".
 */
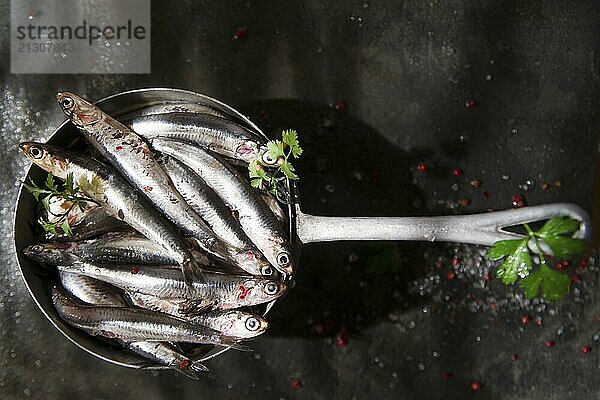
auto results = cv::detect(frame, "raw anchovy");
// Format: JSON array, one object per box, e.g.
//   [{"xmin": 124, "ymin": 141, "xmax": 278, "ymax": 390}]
[
  {"xmin": 188, "ymin": 311, "xmax": 268, "ymax": 339},
  {"xmin": 51, "ymin": 285, "xmax": 245, "ymax": 347},
  {"xmin": 43, "ymin": 206, "xmax": 129, "ymax": 242},
  {"xmin": 151, "ymin": 139, "xmax": 294, "ymax": 275},
  {"xmin": 55, "ymin": 92, "xmax": 229, "ymax": 271},
  {"xmin": 124, "ymin": 293, "xmax": 268, "ymax": 339},
  {"xmin": 59, "ymin": 270, "xmax": 127, "ymax": 306},
  {"xmin": 56, "ymin": 273, "xmax": 208, "ymax": 377},
  {"xmin": 26, "ymin": 232, "xmax": 211, "ymax": 266},
  {"xmin": 127, "ymin": 112, "xmax": 274, "ymax": 164},
  {"xmin": 261, "ymin": 194, "xmax": 286, "ymax": 223},
  {"xmin": 57, "ymin": 262, "xmax": 287, "ymax": 310},
  {"xmin": 124, "ymin": 291, "xmax": 208, "ymax": 316},
  {"xmin": 19, "ymin": 142, "xmax": 198, "ymax": 281},
  {"xmin": 118, "ymin": 102, "xmax": 229, "ymax": 121},
  {"xmin": 163, "ymin": 156, "xmax": 274, "ymax": 276}
]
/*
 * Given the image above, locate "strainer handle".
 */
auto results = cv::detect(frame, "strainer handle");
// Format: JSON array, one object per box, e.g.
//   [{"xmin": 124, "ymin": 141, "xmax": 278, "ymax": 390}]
[{"xmin": 295, "ymin": 203, "xmax": 590, "ymax": 247}]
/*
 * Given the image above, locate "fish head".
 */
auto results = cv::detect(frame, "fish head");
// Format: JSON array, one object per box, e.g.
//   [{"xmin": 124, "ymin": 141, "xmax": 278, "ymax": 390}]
[
  {"xmin": 263, "ymin": 242, "xmax": 294, "ymax": 276},
  {"xmin": 19, "ymin": 142, "xmax": 69, "ymax": 178},
  {"xmin": 246, "ymin": 278, "xmax": 287, "ymax": 304},
  {"xmin": 235, "ymin": 141, "xmax": 262, "ymax": 163},
  {"xmin": 56, "ymin": 92, "xmax": 102, "ymax": 127},
  {"xmin": 230, "ymin": 249, "xmax": 277, "ymax": 277},
  {"xmin": 258, "ymin": 145, "xmax": 279, "ymax": 166},
  {"xmin": 23, "ymin": 242, "xmax": 78, "ymax": 265},
  {"xmin": 212, "ymin": 311, "xmax": 269, "ymax": 339}
]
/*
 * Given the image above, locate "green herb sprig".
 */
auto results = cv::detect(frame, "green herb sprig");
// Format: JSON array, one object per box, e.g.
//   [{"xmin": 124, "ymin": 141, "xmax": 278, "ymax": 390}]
[
  {"xmin": 23, "ymin": 172, "xmax": 97, "ymax": 237},
  {"xmin": 487, "ymin": 216, "xmax": 586, "ymax": 302},
  {"xmin": 249, "ymin": 129, "xmax": 303, "ymax": 202}
]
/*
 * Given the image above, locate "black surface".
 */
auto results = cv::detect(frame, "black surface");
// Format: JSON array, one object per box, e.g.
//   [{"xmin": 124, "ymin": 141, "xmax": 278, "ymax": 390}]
[{"xmin": 1, "ymin": 1, "xmax": 599, "ymax": 399}]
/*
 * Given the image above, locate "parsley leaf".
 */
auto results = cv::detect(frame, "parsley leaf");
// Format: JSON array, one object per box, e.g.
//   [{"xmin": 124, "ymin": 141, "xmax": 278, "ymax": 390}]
[
  {"xmin": 267, "ymin": 140, "xmax": 285, "ymax": 160},
  {"xmin": 24, "ymin": 172, "xmax": 97, "ymax": 238},
  {"xmin": 534, "ymin": 217, "xmax": 587, "ymax": 259},
  {"xmin": 282, "ymin": 129, "xmax": 303, "ymax": 158},
  {"xmin": 279, "ymin": 161, "xmax": 298, "ymax": 180},
  {"xmin": 487, "ymin": 239, "xmax": 524, "ymax": 261},
  {"xmin": 536, "ymin": 216, "xmax": 581, "ymax": 236},
  {"xmin": 493, "ymin": 239, "xmax": 531, "ymax": 284},
  {"xmin": 519, "ymin": 264, "xmax": 571, "ymax": 302},
  {"xmin": 487, "ymin": 216, "xmax": 586, "ymax": 302},
  {"xmin": 248, "ymin": 129, "xmax": 303, "ymax": 202}
]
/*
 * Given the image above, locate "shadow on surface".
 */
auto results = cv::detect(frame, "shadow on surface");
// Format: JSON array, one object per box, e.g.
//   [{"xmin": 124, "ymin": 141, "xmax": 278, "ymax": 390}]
[{"xmin": 242, "ymin": 99, "xmax": 433, "ymax": 338}]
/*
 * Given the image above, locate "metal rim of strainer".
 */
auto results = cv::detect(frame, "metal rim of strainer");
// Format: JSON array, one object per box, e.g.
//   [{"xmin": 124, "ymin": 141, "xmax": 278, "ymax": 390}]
[{"xmin": 12, "ymin": 88, "xmax": 297, "ymax": 369}]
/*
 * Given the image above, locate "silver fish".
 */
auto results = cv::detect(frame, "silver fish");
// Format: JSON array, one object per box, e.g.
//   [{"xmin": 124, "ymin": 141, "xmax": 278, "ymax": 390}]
[
  {"xmin": 151, "ymin": 139, "xmax": 294, "ymax": 275},
  {"xmin": 118, "ymin": 102, "xmax": 229, "ymax": 121},
  {"xmin": 124, "ymin": 291, "xmax": 211, "ymax": 316},
  {"xmin": 19, "ymin": 142, "xmax": 197, "ymax": 281},
  {"xmin": 59, "ymin": 270, "xmax": 127, "ymax": 306},
  {"xmin": 26, "ymin": 232, "xmax": 212, "ymax": 267},
  {"xmin": 162, "ymin": 156, "xmax": 274, "ymax": 276},
  {"xmin": 51, "ymin": 285, "xmax": 245, "ymax": 347},
  {"xmin": 56, "ymin": 273, "xmax": 208, "ymax": 377},
  {"xmin": 57, "ymin": 262, "xmax": 287, "ymax": 310},
  {"xmin": 261, "ymin": 193, "xmax": 286, "ymax": 223},
  {"xmin": 124, "ymin": 293, "xmax": 268, "ymax": 339},
  {"xmin": 126, "ymin": 112, "xmax": 275, "ymax": 165},
  {"xmin": 55, "ymin": 92, "xmax": 229, "ymax": 270},
  {"xmin": 188, "ymin": 311, "xmax": 268, "ymax": 340}
]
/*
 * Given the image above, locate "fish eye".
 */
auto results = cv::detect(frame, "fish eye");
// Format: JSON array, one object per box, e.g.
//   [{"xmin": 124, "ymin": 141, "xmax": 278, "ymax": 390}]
[
  {"xmin": 245, "ymin": 317, "xmax": 260, "ymax": 331},
  {"xmin": 30, "ymin": 244, "xmax": 44, "ymax": 253},
  {"xmin": 261, "ymin": 265, "xmax": 274, "ymax": 276},
  {"xmin": 264, "ymin": 281, "xmax": 279, "ymax": 295},
  {"xmin": 60, "ymin": 96, "xmax": 75, "ymax": 110},
  {"xmin": 276, "ymin": 251, "xmax": 290, "ymax": 266},
  {"xmin": 29, "ymin": 146, "xmax": 44, "ymax": 160},
  {"xmin": 262, "ymin": 151, "xmax": 277, "ymax": 165}
]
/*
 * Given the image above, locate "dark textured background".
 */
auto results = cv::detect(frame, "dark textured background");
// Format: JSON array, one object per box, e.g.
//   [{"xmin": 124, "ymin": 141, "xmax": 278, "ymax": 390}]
[{"xmin": 1, "ymin": 1, "xmax": 599, "ymax": 399}]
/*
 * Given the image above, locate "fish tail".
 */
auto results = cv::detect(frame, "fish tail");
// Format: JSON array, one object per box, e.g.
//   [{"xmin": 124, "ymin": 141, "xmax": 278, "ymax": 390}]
[
  {"xmin": 169, "ymin": 358, "xmax": 209, "ymax": 380},
  {"xmin": 220, "ymin": 337, "xmax": 252, "ymax": 352}
]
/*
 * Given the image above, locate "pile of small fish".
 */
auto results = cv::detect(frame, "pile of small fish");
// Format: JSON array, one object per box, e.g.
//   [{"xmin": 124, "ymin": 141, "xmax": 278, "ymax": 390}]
[{"xmin": 19, "ymin": 91, "xmax": 294, "ymax": 378}]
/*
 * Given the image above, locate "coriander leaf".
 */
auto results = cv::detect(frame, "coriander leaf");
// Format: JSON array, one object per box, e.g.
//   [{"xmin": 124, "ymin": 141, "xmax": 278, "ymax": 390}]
[
  {"xmin": 536, "ymin": 217, "xmax": 581, "ymax": 236},
  {"xmin": 267, "ymin": 140, "xmax": 285, "ymax": 160},
  {"xmin": 495, "ymin": 239, "xmax": 531, "ymax": 284},
  {"xmin": 279, "ymin": 161, "xmax": 298, "ymax": 180},
  {"xmin": 45, "ymin": 173, "xmax": 57, "ymax": 191},
  {"xmin": 61, "ymin": 219, "xmax": 73, "ymax": 237},
  {"xmin": 540, "ymin": 236, "xmax": 586, "ymax": 259},
  {"xmin": 487, "ymin": 239, "xmax": 524, "ymax": 261},
  {"xmin": 519, "ymin": 268, "xmax": 543, "ymax": 299}
]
